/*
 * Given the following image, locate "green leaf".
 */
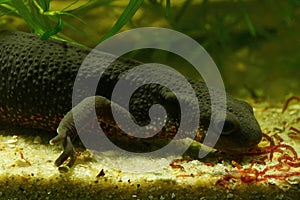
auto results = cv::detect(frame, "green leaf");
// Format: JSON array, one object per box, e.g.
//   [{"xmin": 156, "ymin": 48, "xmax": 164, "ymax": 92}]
[
  {"xmin": 243, "ymin": 11, "xmax": 256, "ymax": 37},
  {"xmin": 38, "ymin": 0, "xmax": 50, "ymax": 12},
  {"xmin": 100, "ymin": 0, "xmax": 144, "ymax": 42},
  {"xmin": 66, "ymin": 0, "xmax": 112, "ymax": 14},
  {"xmin": 41, "ymin": 16, "xmax": 63, "ymax": 40},
  {"xmin": 165, "ymin": 0, "xmax": 170, "ymax": 17},
  {"xmin": 238, "ymin": 0, "xmax": 256, "ymax": 37},
  {"xmin": 62, "ymin": 0, "xmax": 81, "ymax": 11},
  {"xmin": 10, "ymin": 0, "xmax": 40, "ymax": 31},
  {"xmin": 0, "ymin": 0, "xmax": 11, "ymax": 3},
  {"xmin": 0, "ymin": 3, "xmax": 16, "ymax": 15},
  {"xmin": 175, "ymin": 0, "xmax": 192, "ymax": 22}
]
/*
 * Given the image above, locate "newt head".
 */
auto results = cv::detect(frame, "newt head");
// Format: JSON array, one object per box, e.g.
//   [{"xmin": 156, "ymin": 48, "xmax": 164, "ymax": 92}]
[{"xmin": 212, "ymin": 98, "xmax": 262, "ymax": 153}]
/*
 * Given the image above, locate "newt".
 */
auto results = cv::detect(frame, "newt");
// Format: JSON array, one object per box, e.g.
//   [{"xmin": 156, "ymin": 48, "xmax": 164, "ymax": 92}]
[{"xmin": 0, "ymin": 31, "xmax": 262, "ymax": 167}]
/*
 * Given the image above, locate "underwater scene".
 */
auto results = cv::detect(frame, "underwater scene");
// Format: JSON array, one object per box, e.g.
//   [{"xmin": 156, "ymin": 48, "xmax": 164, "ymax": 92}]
[{"xmin": 0, "ymin": 0, "xmax": 299, "ymax": 199}]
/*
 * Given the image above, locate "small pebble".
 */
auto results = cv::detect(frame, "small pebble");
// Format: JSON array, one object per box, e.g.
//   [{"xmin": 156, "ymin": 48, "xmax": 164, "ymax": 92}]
[
  {"xmin": 7, "ymin": 144, "xmax": 16, "ymax": 148},
  {"xmin": 226, "ymin": 193, "xmax": 234, "ymax": 199},
  {"xmin": 58, "ymin": 166, "xmax": 70, "ymax": 173},
  {"xmin": 33, "ymin": 136, "xmax": 42, "ymax": 144},
  {"xmin": 286, "ymin": 176, "xmax": 300, "ymax": 184},
  {"xmin": 171, "ymin": 193, "xmax": 176, "ymax": 198},
  {"xmin": 5, "ymin": 139, "xmax": 18, "ymax": 144},
  {"xmin": 96, "ymin": 169, "xmax": 105, "ymax": 177},
  {"xmin": 14, "ymin": 159, "xmax": 30, "ymax": 167}
]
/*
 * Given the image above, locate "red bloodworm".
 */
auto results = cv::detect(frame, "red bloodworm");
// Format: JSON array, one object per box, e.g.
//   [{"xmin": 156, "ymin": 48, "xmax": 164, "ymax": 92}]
[
  {"xmin": 287, "ymin": 127, "xmax": 300, "ymax": 144},
  {"xmin": 274, "ymin": 134, "xmax": 284, "ymax": 143},
  {"xmin": 290, "ymin": 127, "xmax": 300, "ymax": 134},
  {"xmin": 281, "ymin": 96, "xmax": 300, "ymax": 113}
]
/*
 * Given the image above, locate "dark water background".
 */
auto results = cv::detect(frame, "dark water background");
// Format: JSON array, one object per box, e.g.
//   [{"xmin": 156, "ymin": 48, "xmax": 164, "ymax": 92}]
[{"xmin": 1, "ymin": 0, "xmax": 299, "ymax": 102}]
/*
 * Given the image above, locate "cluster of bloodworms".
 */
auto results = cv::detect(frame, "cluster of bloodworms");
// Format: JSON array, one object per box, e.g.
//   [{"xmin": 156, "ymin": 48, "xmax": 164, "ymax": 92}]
[{"xmin": 171, "ymin": 96, "xmax": 300, "ymax": 185}]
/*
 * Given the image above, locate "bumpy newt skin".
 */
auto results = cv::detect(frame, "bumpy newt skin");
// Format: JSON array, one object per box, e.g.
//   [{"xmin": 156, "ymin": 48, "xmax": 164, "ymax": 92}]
[{"xmin": 0, "ymin": 31, "xmax": 262, "ymax": 167}]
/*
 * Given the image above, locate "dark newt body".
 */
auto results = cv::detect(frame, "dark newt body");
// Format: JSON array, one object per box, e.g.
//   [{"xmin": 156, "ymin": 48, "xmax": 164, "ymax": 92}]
[{"xmin": 0, "ymin": 31, "xmax": 262, "ymax": 167}]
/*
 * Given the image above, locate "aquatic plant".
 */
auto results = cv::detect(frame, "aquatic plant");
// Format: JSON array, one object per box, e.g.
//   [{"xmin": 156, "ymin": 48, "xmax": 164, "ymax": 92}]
[
  {"xmin": 0, "ymin": 0, "xmax": 144, "ymax": 42},
  {"xmin": 1, "ymin": 0, "xmax": 299, "ymax": 46}
]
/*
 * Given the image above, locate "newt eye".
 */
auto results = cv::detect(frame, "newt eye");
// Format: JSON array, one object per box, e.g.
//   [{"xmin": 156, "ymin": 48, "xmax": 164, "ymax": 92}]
[{"xmin": 214, "ymin": 114, "xmax": 240, "ymax": 135}]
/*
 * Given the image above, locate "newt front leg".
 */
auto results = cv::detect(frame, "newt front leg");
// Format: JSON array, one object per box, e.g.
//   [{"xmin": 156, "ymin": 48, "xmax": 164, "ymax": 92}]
[{"xmin": 49, "ymin": 96, "xmax": 130, "ymax": 167}]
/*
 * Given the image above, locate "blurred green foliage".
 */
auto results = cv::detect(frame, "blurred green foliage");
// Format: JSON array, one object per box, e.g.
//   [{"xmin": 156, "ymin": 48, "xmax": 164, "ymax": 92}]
[
  {"xmin": 1, "ymin": 0, "xmax": 300, "ymax": 45},
  {"xmin": 1, "ymin": 0, "xmax": 299, "ymax": 47},
  {"xmin": 0, "ymin": 0, "xmax": 143, "ymax": 42}
]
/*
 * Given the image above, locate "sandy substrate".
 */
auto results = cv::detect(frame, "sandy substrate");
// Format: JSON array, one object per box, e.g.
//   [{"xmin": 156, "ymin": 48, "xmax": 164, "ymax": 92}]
[{"xmin": 0, "ymin": 99, "xmax": 299, "ymax": 200}]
